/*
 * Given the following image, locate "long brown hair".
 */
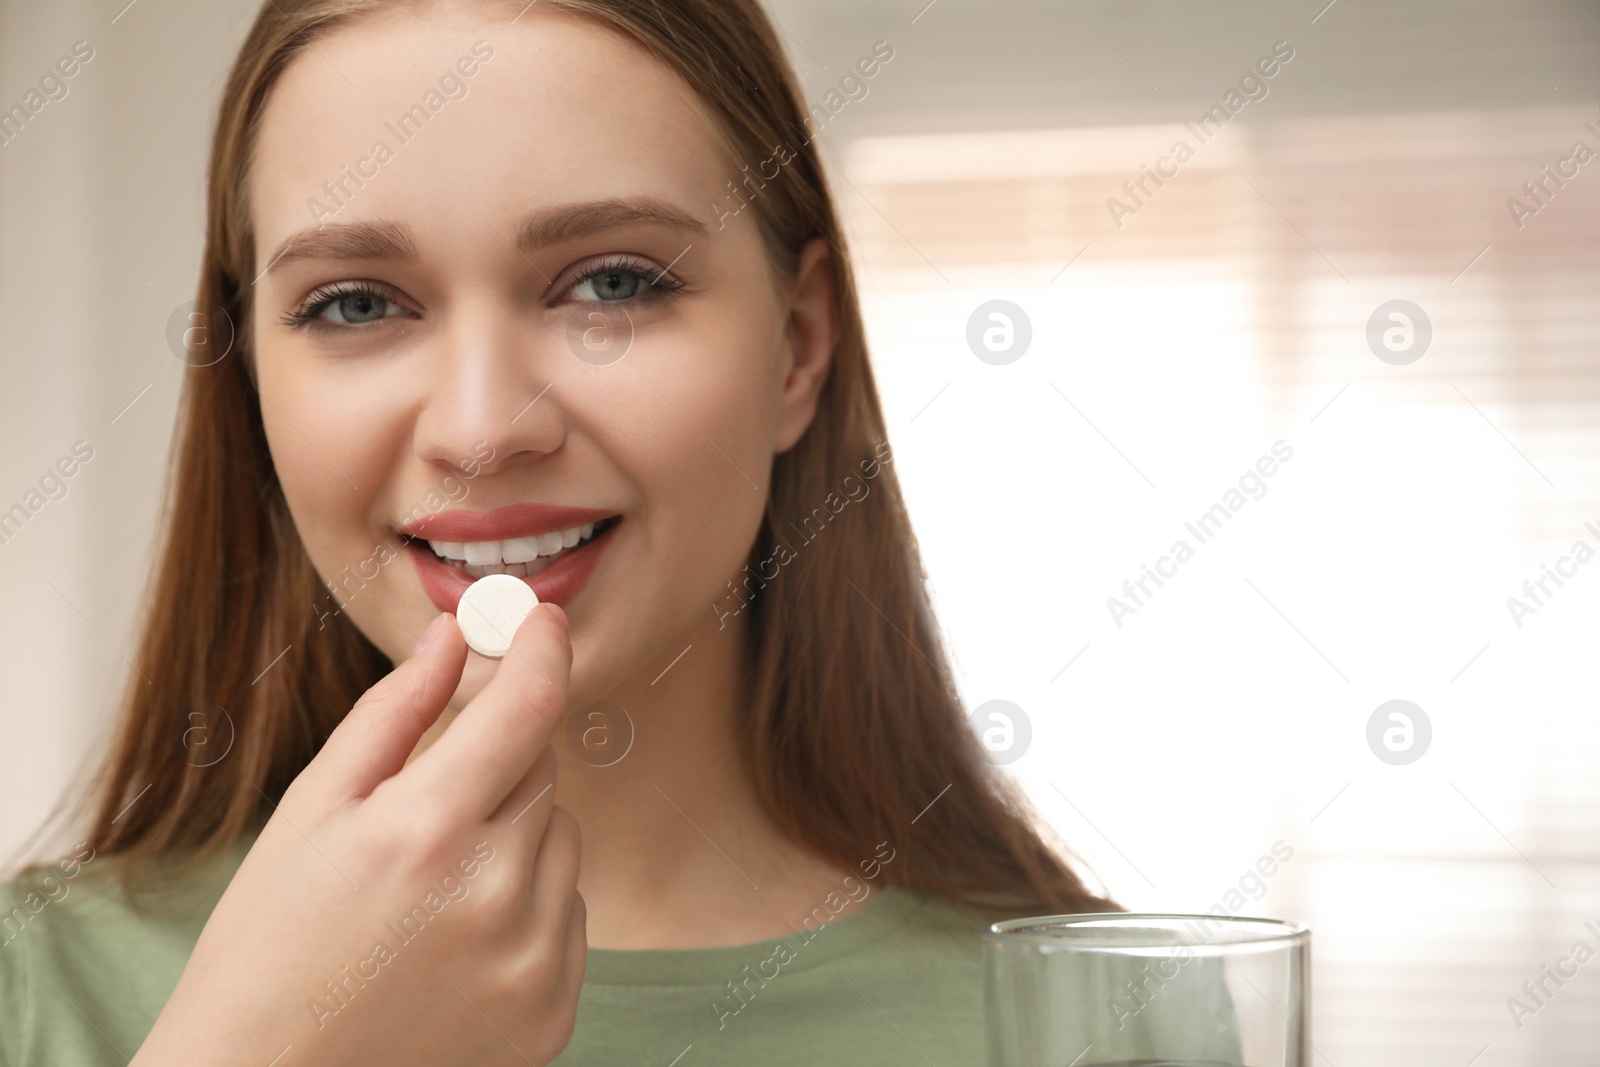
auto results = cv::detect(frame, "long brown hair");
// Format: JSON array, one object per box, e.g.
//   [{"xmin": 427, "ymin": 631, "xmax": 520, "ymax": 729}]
[{"xmin": 13, "ymin": 0, "xmax": 1116, "ymax": 921}]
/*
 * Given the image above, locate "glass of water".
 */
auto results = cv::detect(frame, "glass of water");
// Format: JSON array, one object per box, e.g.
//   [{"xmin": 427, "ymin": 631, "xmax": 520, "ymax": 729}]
[{"xmin": 983, "ymin": 913, "xmax": 1310, "ymax": 1067}]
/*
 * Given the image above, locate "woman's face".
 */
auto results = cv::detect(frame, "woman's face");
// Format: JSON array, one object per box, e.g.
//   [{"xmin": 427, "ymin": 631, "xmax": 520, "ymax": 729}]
[{"xmin": 248, "ymin": 3, "xmax": 830, "ymax": 708}]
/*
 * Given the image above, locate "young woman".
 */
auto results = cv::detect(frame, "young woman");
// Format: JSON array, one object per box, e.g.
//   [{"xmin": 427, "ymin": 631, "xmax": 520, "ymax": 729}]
[{"xmin": 0, "ymin": 1, "xmax": 1116, "ymax": 1063}]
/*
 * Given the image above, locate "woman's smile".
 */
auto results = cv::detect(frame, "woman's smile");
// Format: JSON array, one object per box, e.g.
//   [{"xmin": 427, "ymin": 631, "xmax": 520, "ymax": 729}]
[{"xmin": 399, "ymin": 504, "xmax": 622, "ymax": 613}]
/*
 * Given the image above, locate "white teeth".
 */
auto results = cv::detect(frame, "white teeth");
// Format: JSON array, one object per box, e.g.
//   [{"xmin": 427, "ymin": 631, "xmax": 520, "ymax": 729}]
[
  {"xmin": 462, "ymin": 556, "xmax": 554, "ymax": 580},
  {"xmin": 502, "ymin": 535, "xmax": 540, "ymax": 564},
  {"xmin": 425, "ymin": 521, "xmax": 604, "ymax": 568}
]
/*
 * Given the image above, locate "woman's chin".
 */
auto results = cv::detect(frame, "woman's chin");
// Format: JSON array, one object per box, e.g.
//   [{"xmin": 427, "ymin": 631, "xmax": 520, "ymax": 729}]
[{"xmin": 448, "ymin": 653, "xmax": 500, "ymax": 711}]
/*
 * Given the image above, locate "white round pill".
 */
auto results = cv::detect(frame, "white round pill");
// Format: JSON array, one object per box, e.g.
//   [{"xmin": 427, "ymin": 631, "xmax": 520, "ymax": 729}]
[{"xmin": 456, "ymin": 574, "xmax": 540, "ymax": 659}]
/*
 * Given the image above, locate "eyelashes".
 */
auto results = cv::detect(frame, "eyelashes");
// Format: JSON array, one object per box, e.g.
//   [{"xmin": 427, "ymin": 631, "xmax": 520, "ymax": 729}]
[{"xmin": 279, "ymin": 254, "xmax": 688, "ymax": 333}]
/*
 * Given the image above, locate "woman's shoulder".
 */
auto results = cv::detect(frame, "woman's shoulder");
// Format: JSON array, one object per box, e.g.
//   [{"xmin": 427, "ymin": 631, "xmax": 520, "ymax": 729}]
[
  {"xmin": 0, "ymin": 837, "xmax": 252, "ymax": 1067},
  {"xmin": 869, "ymin": 881, "xmax": 995, "ymax": 960}
]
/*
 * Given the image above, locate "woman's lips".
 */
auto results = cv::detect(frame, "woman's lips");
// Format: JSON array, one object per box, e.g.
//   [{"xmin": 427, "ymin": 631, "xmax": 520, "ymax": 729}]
[
  {"xmin": 399, "ymin": 503, "xmax": 616, "ymax": 543},
  {"xmin": 407, "ymin": 519, "xmax": 617, "ymax": 615}
]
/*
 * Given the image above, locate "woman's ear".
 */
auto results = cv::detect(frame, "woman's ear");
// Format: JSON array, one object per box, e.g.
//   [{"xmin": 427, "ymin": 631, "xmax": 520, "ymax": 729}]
[{"xmin": 772, "ymin": 236, "xmax": 838, "ymax": 454}]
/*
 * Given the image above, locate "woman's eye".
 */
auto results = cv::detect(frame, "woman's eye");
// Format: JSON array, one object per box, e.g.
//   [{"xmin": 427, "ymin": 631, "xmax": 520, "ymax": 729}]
[
  {"xmin": 281, "ymin": 285, "xmax": 407, "ymax": 330},
  {"xmin": 316, "ymin": 289, "xmax": 403, "ymax": 325},
  {"xmin": 575, "ymin": 268, "xmax": 644, "ymax": 302},
  {"xmin": 569, "ymin": 260, "xmax": 685, "ymax": 304}
]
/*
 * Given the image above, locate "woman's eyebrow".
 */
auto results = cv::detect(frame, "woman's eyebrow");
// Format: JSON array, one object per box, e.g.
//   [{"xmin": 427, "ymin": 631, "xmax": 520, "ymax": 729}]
[{"xmin": 260, "ymin": 197, "xmax": 707, "ymax": 277}]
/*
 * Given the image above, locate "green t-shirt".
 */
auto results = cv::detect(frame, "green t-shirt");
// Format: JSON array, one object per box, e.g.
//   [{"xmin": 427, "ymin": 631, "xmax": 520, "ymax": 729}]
[{"xmin": 0, "ymin": 834, "xmax": 994, "ymax": 1066}]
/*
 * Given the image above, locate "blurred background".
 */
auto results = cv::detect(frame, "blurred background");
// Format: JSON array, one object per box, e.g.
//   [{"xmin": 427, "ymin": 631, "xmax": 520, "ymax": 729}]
[{"xmin": 1, "ymin": 0, "xmax": 1596, "ymax": 1063}]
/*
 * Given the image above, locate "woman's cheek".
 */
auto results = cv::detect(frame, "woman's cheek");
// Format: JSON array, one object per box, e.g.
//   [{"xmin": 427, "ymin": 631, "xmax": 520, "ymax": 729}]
[
  {"xmin": 258, "ymin": 359, "xmax": 413, "ymax": 647},
  {"xmin": 642, "ymin": 324, "xmax": 772, "ymax": 497}
]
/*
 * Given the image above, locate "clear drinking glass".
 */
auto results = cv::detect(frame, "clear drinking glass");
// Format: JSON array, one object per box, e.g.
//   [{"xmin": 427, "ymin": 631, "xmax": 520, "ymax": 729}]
[{"xmin": 983, "ymin": 913, "xmax": 1310, "ymax": 1067}]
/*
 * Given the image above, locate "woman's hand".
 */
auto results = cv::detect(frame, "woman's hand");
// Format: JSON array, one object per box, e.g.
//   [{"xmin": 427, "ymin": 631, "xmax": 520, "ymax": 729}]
[{"xmin": 130, "ymin": 603, "xmax": 585, "ymax": 1067}]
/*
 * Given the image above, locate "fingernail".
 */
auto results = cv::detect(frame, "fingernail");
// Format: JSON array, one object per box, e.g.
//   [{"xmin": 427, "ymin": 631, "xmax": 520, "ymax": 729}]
[
  {"xmin": 412, "ymin": 613, "xmax": 448, "ymax": 655},
  {"xmin": 544, "ymin": 603, "xmax": 569, "ymax": 633}
]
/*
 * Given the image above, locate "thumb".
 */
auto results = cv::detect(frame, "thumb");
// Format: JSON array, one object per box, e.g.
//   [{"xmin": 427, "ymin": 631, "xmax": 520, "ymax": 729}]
[{"xmin": 308, "ymin": 612, "xmax": 468, "ymax": 803}]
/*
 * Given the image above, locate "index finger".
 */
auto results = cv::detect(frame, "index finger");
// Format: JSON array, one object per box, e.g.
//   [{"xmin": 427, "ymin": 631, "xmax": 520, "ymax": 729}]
[{"xmin": 402, "ymin": 601, "xmax": 572, "ymax": 820}]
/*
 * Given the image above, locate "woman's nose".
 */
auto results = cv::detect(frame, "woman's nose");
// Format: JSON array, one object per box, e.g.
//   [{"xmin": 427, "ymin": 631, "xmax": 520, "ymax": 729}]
[{"xmin": 411, "ymin": 300, "xmax": 566, "ymax": 476}]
